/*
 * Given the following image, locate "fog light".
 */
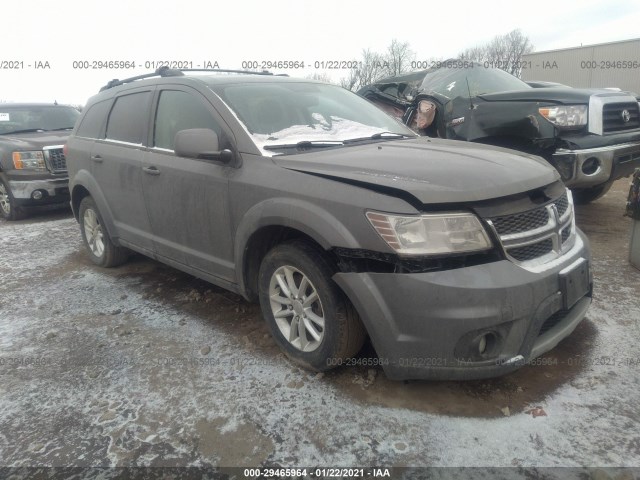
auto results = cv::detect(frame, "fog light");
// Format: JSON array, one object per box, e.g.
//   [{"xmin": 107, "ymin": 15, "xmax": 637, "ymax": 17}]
[
  {"xmin": 581, "ymin": 157, "xmax": 601, "ymax": 175},
  {"xmin": 476, "ymin": 332, "xmax": 498, "ymax": 357},
  {"xmin": 32, "ymin": 190, "xmax": 43, "ymax": 200},
  {"xmin": 455, "ymin": 328, "xmax": 506, "ymax": 362},
  {"xmin": 478, "ymin": 335, "xmax": 487, "ymax": 354}
]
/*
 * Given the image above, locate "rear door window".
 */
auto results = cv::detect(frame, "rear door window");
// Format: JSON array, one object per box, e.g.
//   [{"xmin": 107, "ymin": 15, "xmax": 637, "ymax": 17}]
[{"xmin": 105, "ymin": 91, "xmax": 152, "ymax": 144}]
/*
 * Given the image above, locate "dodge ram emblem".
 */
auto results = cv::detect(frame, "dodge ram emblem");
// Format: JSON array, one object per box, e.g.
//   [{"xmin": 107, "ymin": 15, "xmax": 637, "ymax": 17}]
[{"xmin": 621, "ymin": 109, "xmax": 631, "ymax": 123}]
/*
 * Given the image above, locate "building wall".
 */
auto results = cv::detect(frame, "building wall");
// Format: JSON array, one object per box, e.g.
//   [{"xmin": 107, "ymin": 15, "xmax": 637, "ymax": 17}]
[{"xmin": 521, "ymin": 38, "xmax": 640, "ymax": 94}]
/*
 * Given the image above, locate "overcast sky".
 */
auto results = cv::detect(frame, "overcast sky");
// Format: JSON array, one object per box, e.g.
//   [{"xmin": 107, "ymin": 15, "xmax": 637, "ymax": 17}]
[{"xmin": 1, "ymin": 0, "xmax": 639, "ymax": 105}]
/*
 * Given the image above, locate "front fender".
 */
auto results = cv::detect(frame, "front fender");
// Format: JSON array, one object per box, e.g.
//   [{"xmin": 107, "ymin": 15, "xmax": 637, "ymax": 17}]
[{"xmin": 233, "ymin": 197, "xmax": 362, "ymax": 294}]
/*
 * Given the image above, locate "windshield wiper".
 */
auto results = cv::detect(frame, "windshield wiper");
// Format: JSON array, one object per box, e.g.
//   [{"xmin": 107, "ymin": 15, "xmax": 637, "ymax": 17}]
[
  {"xmin": 343, "ymin": 132, "xmax": 414, "ymax": 144},
  {"xmin": 48, "ymin": 127, "xmax": 74, "ymax": 131},
  {"xmin": 263, "ymin": 140, "xmax": 345, "ymax": 151},
  {"xmin": 0, "ymin": 128, "xmax": 45, "ymax": 135}
]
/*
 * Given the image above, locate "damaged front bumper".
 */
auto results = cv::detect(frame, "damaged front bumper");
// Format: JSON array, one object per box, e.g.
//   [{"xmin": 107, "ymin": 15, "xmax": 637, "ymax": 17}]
[
  {"xmin": 552, "ymin": 141, "xmax": 640, "ymax": 188},
  {"xmin": 333, "ymin": 230, "xmax": 592, "ymax": 381}
]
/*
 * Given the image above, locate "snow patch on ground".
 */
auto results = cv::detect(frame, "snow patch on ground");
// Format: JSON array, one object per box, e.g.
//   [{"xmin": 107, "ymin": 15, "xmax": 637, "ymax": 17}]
[{"xmin": 1, "ymin": 210, "xmax": 639, "ymax": 469}]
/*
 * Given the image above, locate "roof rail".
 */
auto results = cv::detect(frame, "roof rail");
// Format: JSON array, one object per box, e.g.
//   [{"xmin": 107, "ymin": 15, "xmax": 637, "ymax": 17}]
[
  {"xmin": 181, "ymin": 68, "xmax": 277, "ymax": 75},
  {"xmin": 99, "ymin": 66, "xmax": 184, "ymax": 91},
  {"xmin": 99, "ymin": 67, "xmax": 288, "ymax": 91}
]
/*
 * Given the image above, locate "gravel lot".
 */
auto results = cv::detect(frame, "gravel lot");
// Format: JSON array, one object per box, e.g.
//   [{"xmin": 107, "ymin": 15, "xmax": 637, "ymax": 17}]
[{"xmin": 0, "ymin": 179, "xmax": 639, "ymax": 477}]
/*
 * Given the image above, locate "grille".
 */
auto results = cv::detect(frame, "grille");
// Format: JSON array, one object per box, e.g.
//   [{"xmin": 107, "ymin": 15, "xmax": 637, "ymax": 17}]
[
  {"xmin": 539, "ymin": 309, "xmax": 568, "ymax": 335},
  {"xmin": 487, "ymin": 191, "xmax": 573, "ymax": 264},
  {"xmin": 46, "ymin": 148, "xmax": 67, "ymax": 172},
  {"xmin": 491, "ymin": 208, "xmax": 549, "ymax": 235},
  {"xmin": 44, "ymin": 148, "xmax": 67, "ymax": 172},
  {"xmin": 508, "ymin": 238, "xmax": 553, "ymax": 261},
  {"xmin": 556, "ymin": 194, "xmax": 569, "ymax": 216},
  {"xmin": 602, "ymin": 102, "xmax": 640, "ymax": 133}
]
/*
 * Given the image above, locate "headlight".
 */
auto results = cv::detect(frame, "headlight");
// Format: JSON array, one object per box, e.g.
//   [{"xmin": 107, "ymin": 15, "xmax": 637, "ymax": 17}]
[
  {"xmin": 366, "ymin": 211, "xmax": 492, "ymax": 255},
  {"xmin": 538, "ymin": 105, "xmax": 587, "ymax": 129},
  {"xmin": 12, "ymin": 151, "xmax": 46, "ymax": 170}
]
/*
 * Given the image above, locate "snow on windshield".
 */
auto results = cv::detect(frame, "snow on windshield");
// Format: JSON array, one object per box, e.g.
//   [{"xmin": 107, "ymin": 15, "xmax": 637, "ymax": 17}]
[
  {"xmin": 211, "ymin": 81, "xmax": 412, "ymax": 156},
  {"xmin": 252, "ymin": 116, "xmax": 388, "ymax": 155}
]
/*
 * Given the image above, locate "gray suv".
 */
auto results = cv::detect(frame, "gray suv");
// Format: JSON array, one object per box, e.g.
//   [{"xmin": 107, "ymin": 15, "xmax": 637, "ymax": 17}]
[{"xmin": 66, "ymin": 68, "xmax": 592, "ymax": 380}]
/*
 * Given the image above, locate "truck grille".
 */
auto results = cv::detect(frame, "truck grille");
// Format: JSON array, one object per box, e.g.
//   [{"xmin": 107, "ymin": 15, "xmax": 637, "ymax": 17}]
[
  {"xmin": 602, "ymin": 102, "xmax": 640, "ymax": 134},
  {"xmin": 487, "ymin": 190, "xmax": 575, "ymax": 266},
  {"xmin": 43, "ymin": 146, "xmax": 67, "ymax": 173}
]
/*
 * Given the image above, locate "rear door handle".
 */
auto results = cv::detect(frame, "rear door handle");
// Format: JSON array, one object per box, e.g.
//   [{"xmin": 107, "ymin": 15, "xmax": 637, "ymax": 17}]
[
  {"xmin": 91, "ymin": 155, "xmax": 103, "ymax": 163},
  {"xmin": 142, "ymin": 166, "xmax": 161, "ymax": 176}
]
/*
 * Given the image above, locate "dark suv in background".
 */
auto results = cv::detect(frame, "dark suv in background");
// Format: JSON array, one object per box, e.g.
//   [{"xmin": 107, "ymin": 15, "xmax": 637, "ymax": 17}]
[
  {"xmin": 66, "ymin": 68, "xmax": 592, "ymax": 380},
  {"xmin": 0, "ymin": 103, "xmax": 79, "ymax": 220}
]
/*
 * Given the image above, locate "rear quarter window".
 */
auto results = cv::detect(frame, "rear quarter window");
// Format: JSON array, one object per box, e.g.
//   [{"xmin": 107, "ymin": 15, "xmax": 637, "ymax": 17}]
[
  {"xmin": 105, "ymin": 92, "xmax": 151, "ymax": 144},
  {"xmin": 76, "ymin": 100, "xmax": 111, "ymax": 139}
]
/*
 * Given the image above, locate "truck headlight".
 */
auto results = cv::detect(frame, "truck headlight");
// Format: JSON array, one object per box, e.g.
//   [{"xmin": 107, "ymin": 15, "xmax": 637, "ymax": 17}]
[
  {"xmin": 539, "ymin": 105, "xmax": 587, "ymax": 129},
  {"xmin": 366, "ymin": 211, "xmax": 492, "ymax": 255},
  {"xmin": 13, "ymin": 151, "xmax": 46, "ymax": 170}
]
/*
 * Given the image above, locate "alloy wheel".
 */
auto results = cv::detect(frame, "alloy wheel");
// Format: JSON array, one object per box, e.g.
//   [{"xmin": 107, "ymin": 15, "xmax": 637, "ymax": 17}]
[
  {"xmin": 0, "ymin": 183, "xmax": 11, "ymax": 216},
  {"xmin": 83, "ymin": 208, "xmax": 105, "ymax": 258},
  {"xmin": 268, "ymin": 265, "xmax": 325, "ymax": 352}
]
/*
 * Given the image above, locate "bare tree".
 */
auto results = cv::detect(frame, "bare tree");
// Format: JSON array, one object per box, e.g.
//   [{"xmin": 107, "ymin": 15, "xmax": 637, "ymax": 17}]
[
  {"xmin": 459, "ymin": 29, "xmax": 534, "ymax": 77},
  {"xmin": 339, "ymin": 40, "xmax": 415, "ymax": 91},
  {"xmin": 340, "ymin": 48, "xmax": 388, "ymax": 91},
  {"xmin": 383, "ymin": 39, "xmax": 415, "ymax": 77},
  {"xmin": 306, "ymin": 72, "xmax": 336, "ymax": 84}
]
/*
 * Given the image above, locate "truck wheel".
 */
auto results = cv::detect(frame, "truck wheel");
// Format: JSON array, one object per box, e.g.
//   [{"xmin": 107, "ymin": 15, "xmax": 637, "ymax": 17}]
[
  {"xmin": 0, "ymin": 179, "xmax": 26, "ymax": 221},
  {"xmin": 78, "ymin": 196, "xmax": 128, "ymax": 267},
  {"xmin": 258, "ymin": 240, "xmax": 365, "ymax": 371},
  {"xmin": 572, "ymin": 183, "xmax": 612, "ymax": 205}
]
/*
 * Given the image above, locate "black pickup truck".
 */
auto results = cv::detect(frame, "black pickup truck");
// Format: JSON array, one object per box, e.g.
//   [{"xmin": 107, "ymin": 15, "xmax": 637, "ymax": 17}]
[
  {"xmin": 358, "ymin": 64, "xmax": 640, "ymax": 203},
  {"xmin": 0, "ymin": 103, "xmax": 79, "ymax": 220}
]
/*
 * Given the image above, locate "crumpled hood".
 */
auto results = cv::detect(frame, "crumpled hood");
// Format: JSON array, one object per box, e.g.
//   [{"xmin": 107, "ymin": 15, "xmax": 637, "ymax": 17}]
[
  {"xmin": 0, "ymin": 131, "xmax": 70, "ymax": 150},
  {"xmin": 273, "ymin": 137, "xmax": 559, "ymax": 204}
]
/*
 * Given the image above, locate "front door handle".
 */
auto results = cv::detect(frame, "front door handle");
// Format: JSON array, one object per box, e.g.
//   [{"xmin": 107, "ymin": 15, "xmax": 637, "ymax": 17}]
[
  {"xmin": 91, "ymin": 155, "xmax": 103, "ymax": 163},
  {"xmin": 142, "ymin": 166, "xmax": 160, "ymax": 176}
]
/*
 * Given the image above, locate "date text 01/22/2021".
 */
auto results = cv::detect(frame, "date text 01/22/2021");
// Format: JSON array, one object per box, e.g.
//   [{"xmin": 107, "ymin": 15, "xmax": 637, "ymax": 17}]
[{"xmin": 243, "ymin": 467, "xmax": 391, "ymax": 478}]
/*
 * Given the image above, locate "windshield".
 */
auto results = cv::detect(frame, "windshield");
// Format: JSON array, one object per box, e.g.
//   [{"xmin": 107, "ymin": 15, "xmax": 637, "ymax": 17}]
[
  {"xmin": 0, "ymin": 105, "xmax": 80, "ymax": 135},
  {"xmin": 210, "ymin": 81, "xmax": 415, "ymax": 154},
  {"xmin": 420, "ymin": 67, "xmax": 531, "ymax": 100}
]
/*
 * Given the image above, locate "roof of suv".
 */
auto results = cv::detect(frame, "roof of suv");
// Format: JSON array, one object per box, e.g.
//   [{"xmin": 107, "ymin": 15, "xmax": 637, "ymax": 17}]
[{"xmin": 98, "ymin": 67, "xmax": 316, "ymax": 93}]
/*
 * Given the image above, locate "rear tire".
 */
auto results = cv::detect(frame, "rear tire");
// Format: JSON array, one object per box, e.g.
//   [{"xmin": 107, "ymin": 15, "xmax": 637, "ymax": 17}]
[
  {"xmin": 258, "ymin": 240, "xmax": 365, "ymax": 371},
  {"xmin": 78, "ymin": 196, "xmax": 128, "ymax": 267},
  {"xmin": 572, "ymin": 183, "xmax": 612, "ymax": 205},
  {"xmin": 0, "ymin": 178, "xmax": 27, "ymax": 221}
]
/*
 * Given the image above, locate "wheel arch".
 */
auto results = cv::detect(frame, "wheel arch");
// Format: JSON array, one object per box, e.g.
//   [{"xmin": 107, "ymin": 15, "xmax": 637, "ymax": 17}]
[
  {"xmin": 70, "ymin": 170, "xmax": 118, "ymax": 240},
  {"xmin": 234, "ymin": 198, "xmax": 361, "ymax": 301}
]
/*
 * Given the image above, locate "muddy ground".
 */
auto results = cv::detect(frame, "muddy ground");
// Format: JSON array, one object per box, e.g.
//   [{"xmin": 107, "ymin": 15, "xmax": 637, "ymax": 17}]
[{"xmin": 0, "ymin": 179, "xmax": 639, "ymax": 475}]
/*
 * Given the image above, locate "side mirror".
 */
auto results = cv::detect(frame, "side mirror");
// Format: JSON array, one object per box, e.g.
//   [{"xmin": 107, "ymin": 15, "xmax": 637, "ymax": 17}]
[{"xmin": 174, "ymin": 128, "xmax": 234, "ymax": 163}]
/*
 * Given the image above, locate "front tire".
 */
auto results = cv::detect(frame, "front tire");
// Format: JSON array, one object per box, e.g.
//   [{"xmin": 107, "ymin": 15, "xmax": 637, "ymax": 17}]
[
  {"xmin": 258, "ymin": 240, "xmax": 365, "ymax": 371},
  {"xmin": 572, "ymin": 183, "xmax": 612, "ymax": 205},
  {"xmin": 0, "ymin": 178, "xmax": 26, "ymax": 221},
  {"xmin": 78, "ymin": 196, "xmax": 128, "ymax": 267}
]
